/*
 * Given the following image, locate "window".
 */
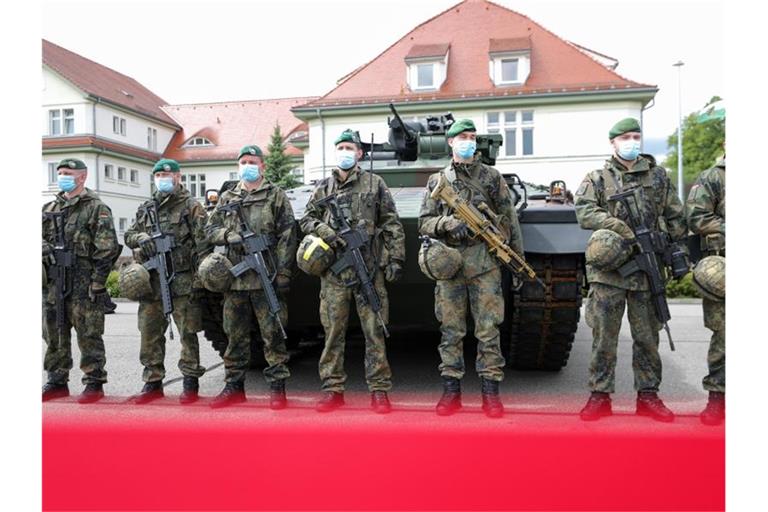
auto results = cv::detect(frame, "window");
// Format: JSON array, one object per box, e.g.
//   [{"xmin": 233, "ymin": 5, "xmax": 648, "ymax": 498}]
[
  {"xmin": 118, "ymin": 218, "xmax": 127, "ymax": 233},
  {"xmin": 104, "ymin": 164, "xmax": 114, "ymax": 179},
  {"xmin": 130, "ymin": 169, "xmax": 139, "ymax": 184},
  {"xmin": 181, "ymin": 173, "xmax": 206, "ymax": 198},
  {"xmin": 183, "ymin": 136, "xmax": 213, "ymax": 147},
  {"xmin": 48, "ymin": 163, "xmax": 57, "ymax": 184},
  {"xmin": 113, "ymin": 116, "xmax": 126, "ymax": 135},
  {"xmin": 416, "ymin": 63, "xmax": 434, "ymax": 89},
  {"xmin": 117, "ymin": 167, "xmax": 126, "ymax": 181},
  {"xmin": 147, "ymin": 127, "xmax": 158, "ymax": 151},
  {"xmin": 500, "ymin": 58, "xmax": 519, "ymax": 83},
  {"xmin": 63, "ymin": 109, "xmax": 74, "ymax": 134},
  {"xmin": 229, "ymin": 171, "xmax": 239, "ymax": 180},
  {"xmin": 49, "ymin": 110, "xmax": 61, "ymax": 135},
  {"xmin": 486, "ymin": 110, "xmax": 535, "ymax": 157}
]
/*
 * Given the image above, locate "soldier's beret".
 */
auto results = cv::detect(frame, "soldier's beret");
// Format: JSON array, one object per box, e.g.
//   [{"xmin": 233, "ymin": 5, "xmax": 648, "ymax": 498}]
[
  {"xmin": 446, "ymin": 119, "xmax": 477, "ymax": 138},
  {"xmin": 237, "ymin": 145, "xmax": 263, "ymax": 160},
  {"xmin": 609, "ymin": 118, "xmax": 642, "ymax": 139},
  {"xmin": 56, "ymin": 158, "xmax": 87, "ymax": 170},
  {"xmin": 334, "ymin": 129, "xmax": 361, "ymax": 147},
  {"xmin": 152, "ymin": 158, "xmax": 180, "ymax": 173}
]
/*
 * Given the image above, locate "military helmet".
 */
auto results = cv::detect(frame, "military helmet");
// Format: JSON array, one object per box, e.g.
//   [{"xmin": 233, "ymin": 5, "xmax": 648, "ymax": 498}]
[
  {"xmin": 296, "ymin": 234, "xmax": 335, "ymax": 277},
  {"xmin": 119, "ymin": 263, "xmax": 153, "ymax": 301},
  {"xmin": 692, "ymin": 255, "xmax": 725, "ymax": 302},
  {"xmin": 585, "ymin": 229, "xmax": 631, "ymax": 271},
  {"xmin": 418, "ymin": 237, "xmax": 462, "ymax": 281},
  {"xmin": 199, "ymin": 252, "xmax": 234, "ymax": 293}
]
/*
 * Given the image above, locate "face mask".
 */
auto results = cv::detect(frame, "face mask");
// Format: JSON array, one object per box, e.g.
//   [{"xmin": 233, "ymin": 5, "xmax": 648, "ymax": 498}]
[
  {"xmin": 57, "ymin": 175, "xmax": 77, "ymax": 192},
  {"xmin": 336, "ymin": 150, "xmax": 356, "ymax": 170},
  {"xmin": 154, "ymin": 176, "xmax": 175, "ymax": 193},
  {"xmin": 239, "ymin": 164, "xmax": 261, "ymax": 182},
  {"xmin": 616, "ymin": 139, "xmax": 641, "ymax": 161},
  {"xmin": 453, "ymin": 139, "xmax": 477, "ymax": 160}
]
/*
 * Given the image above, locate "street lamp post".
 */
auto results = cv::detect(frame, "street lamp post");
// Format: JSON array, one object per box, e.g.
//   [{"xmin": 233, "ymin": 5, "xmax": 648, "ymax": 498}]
[{"xmin": 673, "ymin": 60, "xmax": 685, "ymax": 202}]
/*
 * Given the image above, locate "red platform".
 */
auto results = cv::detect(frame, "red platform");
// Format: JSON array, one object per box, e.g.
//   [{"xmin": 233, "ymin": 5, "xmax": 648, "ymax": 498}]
[{"xmin": 43, "ymin": 394, "xmax": 724, "ymax": 511}]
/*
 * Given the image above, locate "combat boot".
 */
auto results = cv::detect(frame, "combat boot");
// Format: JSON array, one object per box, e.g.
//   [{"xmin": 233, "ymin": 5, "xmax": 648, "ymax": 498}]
[
  {"xmin": 134, "ymin": 381, "xmax": 164, "ymax": 404},
  {"xmin": 42, "ymin": 382, "xmax": 69, "ymax": 402},
  {"xmin": 210, "ymin": 381, "xmax": 246, "ymax": 409},
  {"xmin": 316, "ymin": 391, "xmax": 344, "ymax": 412},
  {"xmin": 269, "ymin": 380, "xmax": 287, "ymax": 410},
  {"xmin": 481, "ymin": 378, "xmax": 504, "ymax": 418},
  {"xmin": 579, "ymin": 392, "xmax": 612, "ymax": 421},
  {"xmin": 371, "ymin": 391, "xmax": 392, "ymax": 414},
  {"xmin": 179, "ymin": 376, "xmax": 199, "ymax": 405},
  {"xmin": 436, "ymin": 377, "xmax": 462, "ymax": 416},
  {"xmin": 636, "ymin": 391, "xmax": 675, "ymax": 422},
  {"xmin": 700, "ymin": 391, "xmax": 725, "ymax": 426},
  {"xmin": 77, "ymin": 383, "xmax": 104, "ymax": 404}
]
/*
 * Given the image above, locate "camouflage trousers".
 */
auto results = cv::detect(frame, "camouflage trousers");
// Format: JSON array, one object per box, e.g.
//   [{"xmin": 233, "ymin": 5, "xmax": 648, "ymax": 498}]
[
  {"xmin": 585, "ymin": 282, "xmax": 662, "ymax": 393},
  {"xmin": 318, "ymin": 271, "xmax": 392, "ymax": 392},
  {"xmin": 43, "ymin": 297, "xmax": 107, "ymax": 385},
  {"xmin": 138, "ymin": 294, "xmax": 205, "ymax": 383},
  {"xmin": 702, "ymin": 298, "xmax": 725, "ymax": 392},
  {"xmin": 435, "ymin": 266, "xmax": 505, "ymax": 382},
  {"xmin": 222, "ymin": 290, "xmax": 290, "ymax": 384}
]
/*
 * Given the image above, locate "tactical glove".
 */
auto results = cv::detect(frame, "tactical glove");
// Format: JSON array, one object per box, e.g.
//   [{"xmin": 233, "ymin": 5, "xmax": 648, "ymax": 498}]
[
  {"xmin": 316, "ymin": 224, "xmax": 346, "ymax": 251},
  {"xmin": 276, "ymin": 274, "xmax": 291, "ymax": 290},
  {"xmin": 88, "ymin": 282, "xmax": 108, "ymax": 304},
  {"xmin": 604, "ymin": 218, "xmax": 635, "ymax": 240},
  {"xmin": 136, "ymin": 233, "xmax": 157, "ymax": 258},
  {"xmin": 42, "ymin": 241, "xmax": 53, "ymax": 258},
  {"xmin": 440, "ymin": 216, "xmax": 469, "ymax": 241},
  {"xmin": 384, "ymin": 261, "xmax": 403, "ymax": 283},
  {"xmin": 226, "ymin": 231, "xmax": 243, "ymax": 246}
]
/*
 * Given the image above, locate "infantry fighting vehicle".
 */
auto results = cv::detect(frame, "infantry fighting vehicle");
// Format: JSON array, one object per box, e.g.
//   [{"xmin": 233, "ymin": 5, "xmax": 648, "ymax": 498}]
[{"xmin": 203, "ymin": 105, "xmax": 592, "ymax": 371}]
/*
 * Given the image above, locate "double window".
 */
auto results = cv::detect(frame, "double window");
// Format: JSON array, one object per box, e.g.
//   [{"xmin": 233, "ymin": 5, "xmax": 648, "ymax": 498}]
[
  {"xmin": 147, "ymin": 128, "xmax": 158, "ymax": 151},
  {"xmin": 181, "ymin": 173, "xmax": 206, "ymax": 198},
  {"xmin": 113, "ymin": 116, "xmax": 127, "ymax": 136},
  {"xmin": 104, "ymin": 164, "xmax": 114, "ymax": 180},
  {"xmin": 486, "ymin": 110, "xmax": 534, "ymax": 157},
  {"xmin": 47, "ymin": 162, "xmax": 57, "ymax": 184},
  {"xmin": 183, "ymin": 137, "xmax": 213, "ymax": 147},
  {"xmin": 48, "ymin": 109, "xmax": 74, "ymax": 135}
]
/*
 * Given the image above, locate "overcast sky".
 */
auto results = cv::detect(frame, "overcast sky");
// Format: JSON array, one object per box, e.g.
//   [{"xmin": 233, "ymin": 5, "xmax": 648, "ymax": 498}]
[{"xmin": 42, "ymin": 0, "xmax": 723, "ymax": 154}]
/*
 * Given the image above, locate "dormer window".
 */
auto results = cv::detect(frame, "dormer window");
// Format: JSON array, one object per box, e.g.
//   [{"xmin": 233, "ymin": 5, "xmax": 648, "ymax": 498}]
[
  {"xmin": 183, "ymin": 136, "xmax": 214, "ymax": 147},
  {"xmin": 489, "ymin": 38, "xmax": 531, "ymax": 87},
  {"xmin": 405, "ymin": 43, "xmax": 449, "ymax": 92}
]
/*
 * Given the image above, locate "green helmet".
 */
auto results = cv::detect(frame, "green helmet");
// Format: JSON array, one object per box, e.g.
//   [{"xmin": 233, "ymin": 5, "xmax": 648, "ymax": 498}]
[
  {"xmin": 199, "ymin": 252, "xmax": 234, "ymax": 293},
  {"xmin": 418, "ymin": 237, "xmax": 462, "ymax": 281},
  {"xmin": 119, "ymin": 263, "xmax": 153, "ymax": 301},
  {"xmin": 692, "ymin": 255, "xmax": 725, "ymax": 302},
  {"xmin": 585, "ymin": 229, "xmax": 631, "ymax": 271},
  {"xmin": 296, "ymin": 234, "xmax": 335, "ymax": 277}
]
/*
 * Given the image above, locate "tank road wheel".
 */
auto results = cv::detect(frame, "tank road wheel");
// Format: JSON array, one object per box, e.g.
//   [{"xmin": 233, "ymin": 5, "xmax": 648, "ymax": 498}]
[{"xmin": 504, "ymin": 253, "xmax": 584, "ymax": 371}]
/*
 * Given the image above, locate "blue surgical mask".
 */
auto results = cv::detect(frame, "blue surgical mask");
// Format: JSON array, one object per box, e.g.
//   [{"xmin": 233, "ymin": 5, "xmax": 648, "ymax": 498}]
[
  {"xmin": 453, "ymin": 139, "xmax": 477, "ymax": 160},
  {"xmin": 154, "ymin": 176, "xmax": 175, "ymax": 193},
  {"xmin": 239, "ymin": 164, "xmax": 261, "ymax": 182},
  {"xmin": 336, "ymin": 150, "xmax": 356, "ymax": 170},
  {"xmin": 57, "ymin": 175, "xmax": 76, "ymax": 192},
  {"xmin": 616, "ymin": 139, "xmax": 641, "ymax": 161}
]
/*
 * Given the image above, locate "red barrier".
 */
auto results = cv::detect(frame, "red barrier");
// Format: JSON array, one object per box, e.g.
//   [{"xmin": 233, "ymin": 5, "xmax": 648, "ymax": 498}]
[{"xmin": 43, "ymin": 395, "xmax": 724, "ymax": 511}]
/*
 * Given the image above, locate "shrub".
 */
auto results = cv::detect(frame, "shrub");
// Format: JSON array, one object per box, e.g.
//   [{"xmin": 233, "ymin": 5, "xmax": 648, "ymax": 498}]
[
  {"xmin": 106, "ymin": 270, "xmax": 120, "ymax": 298},
  {"xmin": 666, "ymin": 272, "xmax": 699, "ymax": 298}
]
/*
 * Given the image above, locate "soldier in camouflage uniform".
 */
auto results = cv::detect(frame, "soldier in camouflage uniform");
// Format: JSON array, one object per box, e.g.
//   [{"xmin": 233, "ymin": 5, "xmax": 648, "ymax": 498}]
[
  {"xmin": 206, "ymin": 145, "xmax": 297, "ymax": 409},
  {"xmin": 42, "ymin": 158, "xmax": 120, "ymax": 403},
  {"xmin": 687, "ymin": 155, "xmax": 725, "ymax": 425},
  {"xmin": 124, "ymin": 159, "xmax": 211, "ymax": 404},
  {"xmin": 574, "ymin": 118, "xmax": 687, "ymax": 422},
  {"xmin": 300, "ymin": 129, "xmax": 405, "ymax": 414},
  {"xmin": 418, "ymin": 119, "xmax": 522, "ymax": 418}
]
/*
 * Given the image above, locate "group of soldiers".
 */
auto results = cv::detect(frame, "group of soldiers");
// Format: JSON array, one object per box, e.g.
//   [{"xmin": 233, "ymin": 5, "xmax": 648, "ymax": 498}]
[{"xmin": 41, "ymin": 117, "xmax": 725, "ymax": 424}]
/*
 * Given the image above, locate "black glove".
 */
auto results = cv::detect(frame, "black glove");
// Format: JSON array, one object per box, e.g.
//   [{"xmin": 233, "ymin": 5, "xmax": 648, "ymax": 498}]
[
  {"xmin": 385, "ymin": 261, "xmax": 403, "ymax": 283},
  {"xmin": 137, "ymin": 233, "xmax": 157, "ymax": 259},
  {"xmin": 441, "ymin": 216, "xmax": 469, "ymax": 241},
  {"xmin": 276, "ymin": 274, "xmax": 291, "ymax": 290},
  {"xmin": 88, "ymin": 282, "xmax": 109, "ymax": 305}
]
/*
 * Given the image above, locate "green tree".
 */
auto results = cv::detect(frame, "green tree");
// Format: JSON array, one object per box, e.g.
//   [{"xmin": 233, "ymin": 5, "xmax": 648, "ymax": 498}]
[
  {"xmin": 663, "ymin": 96, "xmax": 725, "ymax": 195},
  {"xmin": 264, "ymin": 123, "xmax": 300, "ymax": 189}
]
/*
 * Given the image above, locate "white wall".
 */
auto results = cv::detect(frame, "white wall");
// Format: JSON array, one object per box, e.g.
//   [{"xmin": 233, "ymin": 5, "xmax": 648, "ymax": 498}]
[
  {"xmin": 94, "ymin": 104, "xmax": 175, "ymax": 153},
  {"xmin": 302, "ymin": 99, "xmax": 648, "ymax": 192},
  {"xmin": 42, "ymin": 67, "xmax": 91, "ymax": 137}
]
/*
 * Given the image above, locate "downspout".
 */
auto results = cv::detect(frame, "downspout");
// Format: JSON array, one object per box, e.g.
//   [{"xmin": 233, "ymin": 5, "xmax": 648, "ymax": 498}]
[
  {"xmin": 316, "ymin": 108, "xmax": 326, "ymax": 179},
  {"xmin": 640, "ymin": 97, "xmax": 655, "ymax": 154},
  {"xmin": 93, "ymin": 97, "xmax": 101, "ymax": 191}
]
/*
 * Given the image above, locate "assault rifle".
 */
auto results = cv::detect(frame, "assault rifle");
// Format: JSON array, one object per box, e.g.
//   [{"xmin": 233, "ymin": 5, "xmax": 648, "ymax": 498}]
[
  {"xmin": 430, "ymin": 174, "xmax": 543, "ymax": 289},
  {"xmin": 220, "ymin": 200, "xmax": 287, "ymax": 340},
  {"xmin": 315, "ymin": 193, "xmax": 390, "ymax": 337},
  {"xmin": 609, "ymin": 187, "xmax": 688, "ymax": 351},
  {"xmin": 43, "ymin": 209, "xmax": 74, "ymax": 340},
  {"xmin": 141, "ymin": 201, "xmax": 176, "ymax": 339}
]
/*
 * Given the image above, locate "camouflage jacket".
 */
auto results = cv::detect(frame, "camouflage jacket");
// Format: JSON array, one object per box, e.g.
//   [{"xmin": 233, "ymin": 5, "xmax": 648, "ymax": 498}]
[
  {"xmin": 42, "ymin": 188, "xmax": 120, "ymax": 302},
  {"xmin": 687, "ymin": 158, "xmax": 725, "ymax": 256},
  {"xmin": 574, "ymin": 155, "xmax": 687, "ymax": 290},
  {"xmin": 124, "ymin": 186, "xmax": 210, "ymax": 297},
  {"xmin": 300, "ymin": 166, "xmax": 405, "ymax": 284},
  {"xmin": 418, "ymin": 160, "xmax": 522, "ymax": 279},
  {"xmin": 206, "ymin": 180, "xmax": 297, "ymax": 291}
]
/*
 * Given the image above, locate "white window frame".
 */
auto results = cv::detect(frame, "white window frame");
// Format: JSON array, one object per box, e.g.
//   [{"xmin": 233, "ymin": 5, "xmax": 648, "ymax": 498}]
[
  {"xmin": 229, "ymin": 171, "xmax": 239, "ymax": 180},
  {"xmin": 48, "ymin": 162, "xmax": 58, "ymax": 184},
  {"xmin": 104, "ymin": 163, "xmax": 114, "ymax": 180},
  {"xmin": 489, "ymin": 51, "xmax": 531, "ymax": 86},
  {"xmin": 500, "ymin": 58, "xmax": 519, "ymax": 84},
  {"xmin": 130, "ymin": 169, "xmax": 139, "ymax": 184},
  {"xmin": 181, "ymin": 173, "xmax": 207, "ymax": 199},
  {"xmin": 49, "ymin": 109, "xmax": 61, "ymax": 136},
  {"xmin": 118, "ymin": 218, "xmax": 128, "ymax": 233},
  {"xmin": 406, "ymin": 55, "xmax": 447, "ymax": 92},
  {"xmin": 147, "ymin": 127, "xmax": 158, "ymax": 151},
  {"xmin": 183, "ymin": 136, "xmax": 214, "ymax": 148},
  {"xmin": 486, "ymin": 110, "xmax": 535, "ymax": 158},
  {"xmin": 117, "ymin": 166, "xmax": 126, "ymax": 181},
  {"xmin": 113, "ymin": 116, "xmax": 126, "ymax": 136},
  {"xmin": 63, "ymin": 108, "xmax": 75, "ymax": 134}
]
